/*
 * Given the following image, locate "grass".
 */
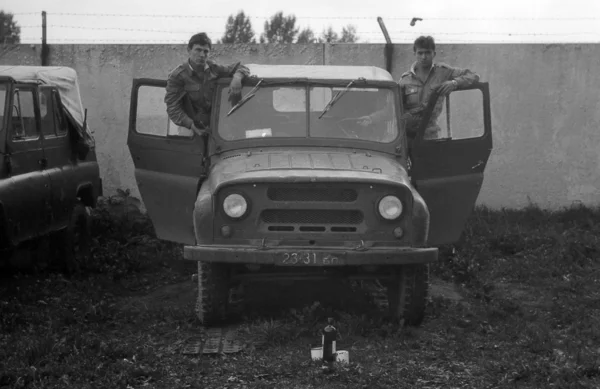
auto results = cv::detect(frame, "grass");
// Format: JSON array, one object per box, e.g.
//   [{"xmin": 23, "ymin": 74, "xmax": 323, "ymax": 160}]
[{"xmin": 1, "ymin": 198, "xmax": 600, "ymax": 388}]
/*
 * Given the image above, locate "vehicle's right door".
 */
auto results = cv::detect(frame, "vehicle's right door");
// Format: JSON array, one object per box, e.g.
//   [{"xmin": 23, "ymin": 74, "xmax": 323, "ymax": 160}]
[
  {"xmin": 127, "ymin": 78, "xmax": 207, "ymax": 245},
  {"xmin": 409, "ymin": 83, "xmax": 493, "ymax": 246}
]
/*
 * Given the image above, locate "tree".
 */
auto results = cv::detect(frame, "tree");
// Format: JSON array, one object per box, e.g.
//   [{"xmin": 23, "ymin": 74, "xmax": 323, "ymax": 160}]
[
  {"xmin": 0, "ymin": 11, "xmax": 21, "ymax": 44},
  {"xmin": 320, "ymin": 26, "xmax": 339, "ymax": 43},
  {"xmin": 221, "ymin": 10, "xmax": 255, "ymax": 44},
  {"xmin": 340, "ymin": 24, "xmax": 359, "ymax": 43},
  {"xmin": 261, "ymin": 12, "xmax": 299, "ymax": 44},
  {"xmin": 296, "ymin": 28, "xmax": 316, "ymax": 44}
]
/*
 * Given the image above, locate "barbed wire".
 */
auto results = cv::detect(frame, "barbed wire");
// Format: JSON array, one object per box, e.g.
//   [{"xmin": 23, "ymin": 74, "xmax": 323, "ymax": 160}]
[
  {"xmin": 16, "ymin": 24, "xmax": 600, "ymax": 37},
  {"xmin": 21, "ymin": 25, "xmax": 221, "ymax": 34},
  {"xmin": 21, "ymin": 36, "xmax": 600, "ymax": 44},
  {"xmin": 17, "ymin": 24, "xmax": 600, "ymax": 37},
  {"xmin": 20, "ymin": 37, "xmax": 189, "ymax": 43},
  {"xmin": 13, "ymin": 12, "xmax": 600, "ymax": 21}
]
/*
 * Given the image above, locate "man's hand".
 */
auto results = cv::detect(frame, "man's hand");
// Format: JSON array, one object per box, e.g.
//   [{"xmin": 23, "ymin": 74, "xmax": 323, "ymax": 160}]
[
  {"xmin": 436, "ymin": 80, "xmax": 457, "ymax": 96},
  {"xmin": 190, "ymin": 123, "xmax": 209, "ymax": 138},
  {"xmin": 228, "ymin": 76, "xmax": 243, "ymax": 106},
  {"xmin": 356, "ymin": 115, "xmax": 372, "ymax": 127}
]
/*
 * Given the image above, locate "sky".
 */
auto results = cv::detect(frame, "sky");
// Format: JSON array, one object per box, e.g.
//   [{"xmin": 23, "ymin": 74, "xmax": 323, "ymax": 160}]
[{"xmin": 5, "ymin": 0, "xmax": 600, "ymax": 44}]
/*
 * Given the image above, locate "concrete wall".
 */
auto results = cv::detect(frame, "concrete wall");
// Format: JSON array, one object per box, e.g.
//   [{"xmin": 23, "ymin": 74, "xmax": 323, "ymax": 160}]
[{"xmin": 1, "ymin": 43, "xmax": 599, "ymax": 209}]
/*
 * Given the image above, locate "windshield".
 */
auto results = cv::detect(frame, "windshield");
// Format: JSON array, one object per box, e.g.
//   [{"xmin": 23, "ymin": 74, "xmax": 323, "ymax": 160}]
[
  {"xmin": 0, "ymin": 84, "xmax": 6, "ymax": 133},
  {"xmin": 217, "ymin": 84, "xmax": 398, "ymax": 143}
]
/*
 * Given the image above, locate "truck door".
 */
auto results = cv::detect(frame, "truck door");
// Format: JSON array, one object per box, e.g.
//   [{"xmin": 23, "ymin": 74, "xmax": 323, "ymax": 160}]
[
  {"xmin": 127, "ymin": 78, "xmax": 207, "ymax": 245},
  {"xmin": 37, "ymin": 86, "xmax": 74, "ymax": 229},
  {"xmin": 3, "ymin": 84, "xmax": 52, "ymax": 244},
  {"xmin": 409, "ymin": 83, "xmax": 493, "ymax": 246}
]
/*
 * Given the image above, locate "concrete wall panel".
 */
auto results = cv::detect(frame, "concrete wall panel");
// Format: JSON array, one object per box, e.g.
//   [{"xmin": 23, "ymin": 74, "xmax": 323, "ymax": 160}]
[{"xmin": 2, "ymin": 42, "xmax": 599, "ymax": 209}]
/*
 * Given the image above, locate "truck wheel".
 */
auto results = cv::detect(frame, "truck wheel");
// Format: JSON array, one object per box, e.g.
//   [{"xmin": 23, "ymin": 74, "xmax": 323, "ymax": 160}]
[
  {"xmin": 386, "ymin": 264, "xmax": 429, "ymax": 326},
  {"xmin": 55, "ymin": 201, "xmax": 92, "ymax": 274},
  {"xmin": 196, "ymin": 262, "xmax": 230, "ymax": 326}
]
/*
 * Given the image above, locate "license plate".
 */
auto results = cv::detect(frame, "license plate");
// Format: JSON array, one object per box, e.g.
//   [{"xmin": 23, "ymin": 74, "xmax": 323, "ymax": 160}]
[{"xmin": 278, "ymin": 252, "xmax": 345, "ymax": 266}]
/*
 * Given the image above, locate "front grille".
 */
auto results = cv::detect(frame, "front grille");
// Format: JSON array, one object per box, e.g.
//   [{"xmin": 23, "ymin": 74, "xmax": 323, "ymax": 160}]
[
  {"xmin": 261, "ymin": 209, "xmax": 363, "ymax": 224},
  {"xmin": 267, "ymin": 187, "xmax": 357, "ymax": 202}
]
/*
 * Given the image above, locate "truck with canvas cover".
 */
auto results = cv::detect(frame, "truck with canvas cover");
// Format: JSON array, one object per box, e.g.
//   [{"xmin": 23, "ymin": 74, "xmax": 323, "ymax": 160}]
[
  {"xmin": 127, "ymin": 64, "xmax": 492, "ymax": 326},
  {"xmin": 0, "ymin": 66, "xmax": 102, "ymax": 271}
]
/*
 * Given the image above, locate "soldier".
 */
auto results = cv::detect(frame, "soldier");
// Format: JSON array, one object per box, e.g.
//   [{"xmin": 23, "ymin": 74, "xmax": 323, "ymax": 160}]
[
  {"xmin": 164, "ymin": 32, "xmax": 250, "ymax": 137},
  {"xmin": 399, "ymin": 35, "xmax": 480, "ymax": 140},
  {"xmin": 358, "ymin": 35, "xmax": 479, "ymax": 141}
]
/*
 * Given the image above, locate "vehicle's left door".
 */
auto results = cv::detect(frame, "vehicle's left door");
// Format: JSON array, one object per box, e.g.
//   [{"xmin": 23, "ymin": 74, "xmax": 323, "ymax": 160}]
[
  {"xmin": 127, "ymin": 78, "xmax": 207, "ymax": 245},
  {"xmin": 2, "ymin": 84, "xmax": 52, "ymax": 244}
]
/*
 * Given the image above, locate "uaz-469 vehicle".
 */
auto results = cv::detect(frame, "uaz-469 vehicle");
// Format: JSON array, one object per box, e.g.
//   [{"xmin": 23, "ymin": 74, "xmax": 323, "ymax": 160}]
[
  {"xmin": 128, "ymin": 64, "xmax": 492, "ymax": 326},
  {"xmin": 0, "ymin": 66, "xmax": 101, "ymax": 270}
]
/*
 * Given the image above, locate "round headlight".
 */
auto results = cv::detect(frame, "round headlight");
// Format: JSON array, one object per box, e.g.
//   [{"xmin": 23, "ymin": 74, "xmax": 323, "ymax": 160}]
[
  {"xmin": 223, "ymin": 194, "xmax": 248, "ymax": 219},
  {"xmin": 378, "ymin": 195, "xmax": 403, "ymax": 220}
]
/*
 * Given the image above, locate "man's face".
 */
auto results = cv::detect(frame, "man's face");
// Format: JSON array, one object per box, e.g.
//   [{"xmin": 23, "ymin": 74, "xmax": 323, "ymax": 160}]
[
  {"xmin": 188, "ymin": 44, "xmax": 210, "ymax": 67},
  {"xmin": 414, "ymin": 47, "xmax": 435, "ymax": 68}
]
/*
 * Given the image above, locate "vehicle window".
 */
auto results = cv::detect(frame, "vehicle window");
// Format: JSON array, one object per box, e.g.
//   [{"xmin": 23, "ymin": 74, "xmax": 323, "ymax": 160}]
[
  {"xmin": 52, "ymin": 90, "xmax": 68, "ymax": 135},
  {"xmin": 136, "ymin": 85, "xmax": 192, "ymax": 138},
  {"xmin": 428, "ymin": 89, "xmax": 485, "ymax": 141},
  {"xmin": 309, "ymin": 87, "xmax": 398, "ymax": 143},
  {"xmin": 273, "ymin": 88, "xmax": 332, "ymax": 112},
  {"xmin": 11, "ymin": 89, "xmax": 38, "ymax": 140},
  {"xmin": 39, "ymin": 88, "xmax": 57, "ymax": 137},
  {"xmin": 217, "ymin": 85, "xmax": 397, "ymax": 143},
  {"xmin": 218, "ymin": 86, "xmax": 307, "ymax": 140},
  {"xmin": 0, "ymin": 84, "xmax": 6, "ymax": 134}
]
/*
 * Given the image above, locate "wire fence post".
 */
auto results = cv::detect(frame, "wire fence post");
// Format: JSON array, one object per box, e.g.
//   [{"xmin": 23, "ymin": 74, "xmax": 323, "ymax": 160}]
[
  {"xmin": 377, "ymin": 17, "xmax": 393, "ymax": 74},
  {"xmin": 41, "ymin": 11, "xmax": 49, "ymax": 66}
]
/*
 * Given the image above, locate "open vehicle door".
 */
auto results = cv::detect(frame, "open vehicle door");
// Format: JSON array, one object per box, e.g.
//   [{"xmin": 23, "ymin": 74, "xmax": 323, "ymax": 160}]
[
  {"xmin": 127, "ymin": 78, "xmax": 207, "ymax": 245},
  {"xmin": 409, "ymin": 83, "xmax": 493, "ymax": 246}
]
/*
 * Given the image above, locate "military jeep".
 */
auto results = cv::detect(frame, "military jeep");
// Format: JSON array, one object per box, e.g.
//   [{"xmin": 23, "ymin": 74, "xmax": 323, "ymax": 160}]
[
  {"xmin": 128, "ymin": 64, "xmax": 492, "ymax": 326},
  {"xmin": 0, "ymin": 66, "xmax": 102, "ymax": 270}
]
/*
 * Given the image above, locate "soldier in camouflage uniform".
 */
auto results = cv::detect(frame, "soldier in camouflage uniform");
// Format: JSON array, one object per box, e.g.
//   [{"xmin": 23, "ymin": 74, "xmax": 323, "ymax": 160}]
[{"xmin": 164, "ymin": 32, "xmax": 250, "ymax": 137}]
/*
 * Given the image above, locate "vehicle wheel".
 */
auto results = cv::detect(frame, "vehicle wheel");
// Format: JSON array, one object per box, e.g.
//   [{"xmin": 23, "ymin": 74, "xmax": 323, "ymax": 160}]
[
  {"xmin": 55, "ymin": 201, "xmax": 92, "ymax": 274},
  {"xmin": 196, "ymin": 262, "xmax": 230, "ymax": 326},
  {"xmin": 386, "ymin": 264, "xmax": 429, "ymax": 326}
]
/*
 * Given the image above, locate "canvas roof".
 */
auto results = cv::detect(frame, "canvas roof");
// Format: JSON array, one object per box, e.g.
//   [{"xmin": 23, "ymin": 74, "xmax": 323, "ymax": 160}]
[
  {"xmin": 0, "ymin": 66, "xmax": 94, "ymax": 145},
  {"xmin": 246, "ymin": 64, "xmax": 394, "ymax": 82}
]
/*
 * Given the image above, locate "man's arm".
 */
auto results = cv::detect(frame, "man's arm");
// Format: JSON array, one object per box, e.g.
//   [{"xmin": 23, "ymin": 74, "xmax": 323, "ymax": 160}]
[
  {"xmin": 211, "ymin": 61, "xmax": 250, "ymax": 81},
  {"xmin": 436, "ymin": 64, "xmax": 480, "ymax": 95},
  {"xmin": 449, "ymin": 65, "xmax": 479, "ymax": 88},
  {"xmin": 210, "ymin": 61, "xmax": 250, "ymax": 102},
  {"xmin": 164, "ymin": 69, "xmax": 194, "ymax": 129}
]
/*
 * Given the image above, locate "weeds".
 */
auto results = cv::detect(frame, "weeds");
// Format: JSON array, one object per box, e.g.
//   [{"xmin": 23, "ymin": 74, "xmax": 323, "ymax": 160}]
[{"xmin": 1, "ymin": 200, "xmax": 600, "ymax": 387}]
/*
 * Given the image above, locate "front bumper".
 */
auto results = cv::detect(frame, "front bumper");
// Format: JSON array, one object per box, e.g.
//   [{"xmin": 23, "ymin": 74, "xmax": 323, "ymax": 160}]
[{"xmin": 183, "ymin": 244, "xmax": 438, "ymax": 266}]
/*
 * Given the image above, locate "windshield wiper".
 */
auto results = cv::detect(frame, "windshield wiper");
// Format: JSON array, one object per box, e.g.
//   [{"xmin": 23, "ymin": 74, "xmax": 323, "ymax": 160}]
[
  {"xmin": 318, "ymin": 77, "xmax": 365, "ymax": 119},
  {"xmin": 227, "ymin": 79, "xmax": 263, "ymax": 116}
]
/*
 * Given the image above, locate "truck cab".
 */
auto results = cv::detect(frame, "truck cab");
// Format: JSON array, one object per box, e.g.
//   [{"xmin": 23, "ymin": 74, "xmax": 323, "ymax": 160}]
[{"xmin": 127, "ymin": 64, "xmax": 492, "ymax": 326}]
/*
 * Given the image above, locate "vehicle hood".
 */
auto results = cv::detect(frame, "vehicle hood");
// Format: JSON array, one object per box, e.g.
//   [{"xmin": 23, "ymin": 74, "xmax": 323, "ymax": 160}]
[{"xmin": 203, "ymin": 148, "xmax": 411, "ymax": 192}]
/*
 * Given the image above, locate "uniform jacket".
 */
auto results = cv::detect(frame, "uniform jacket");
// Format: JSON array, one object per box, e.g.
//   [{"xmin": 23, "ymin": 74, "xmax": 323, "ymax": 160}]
[
  {"xmin": 399, "ymin": 61, "xmax": 479, "ymax": 139},
  {"xmin": 165, "ymin": 59, "xmax": 250, "ymax": 129}
]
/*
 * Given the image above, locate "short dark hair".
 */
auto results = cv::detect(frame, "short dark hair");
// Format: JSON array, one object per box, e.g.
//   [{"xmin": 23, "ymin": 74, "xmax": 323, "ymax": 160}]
[
  {"xmin": 413, "ymin": 36, "xmax": 435, "ymax": 52},
  {"xmin": 188, "ymin": 32, "xmax": 212, "ymax": 50}
]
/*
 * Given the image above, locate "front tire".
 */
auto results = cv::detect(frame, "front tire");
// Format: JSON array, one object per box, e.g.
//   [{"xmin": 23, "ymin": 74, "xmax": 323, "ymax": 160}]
[
  {"xmin": 386, "ymin": 264, "xmax": 429, "ymax": 326},
  {"xmin": 196, "ymin": 262, "xmax": 230, "ymax": 326}
]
